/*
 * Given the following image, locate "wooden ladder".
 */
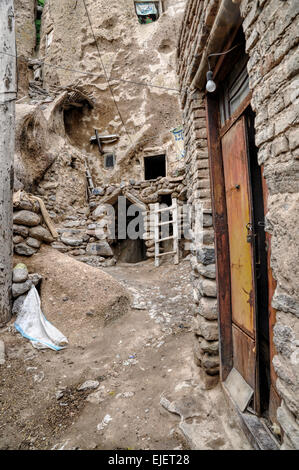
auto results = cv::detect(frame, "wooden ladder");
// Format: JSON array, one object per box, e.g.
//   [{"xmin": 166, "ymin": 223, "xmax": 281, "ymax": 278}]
[
  {"xmin": 154, "ymin": 198, "xmax": 179, "ymax": 267},
  {"xmin": 84, "ymin": 159, "xmax": 94, "ymax": 197}
]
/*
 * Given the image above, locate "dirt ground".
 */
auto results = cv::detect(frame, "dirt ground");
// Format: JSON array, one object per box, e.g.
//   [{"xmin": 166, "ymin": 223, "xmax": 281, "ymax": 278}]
[{"xmin": 0, "ymin": 257, "xmax": 251, "ymax": 450}]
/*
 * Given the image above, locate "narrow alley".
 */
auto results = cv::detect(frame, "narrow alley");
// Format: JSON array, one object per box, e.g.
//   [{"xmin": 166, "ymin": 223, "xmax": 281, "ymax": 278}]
[{"xmin": 0, "ymin": 255, "xmax": 250, "ymax": 450}]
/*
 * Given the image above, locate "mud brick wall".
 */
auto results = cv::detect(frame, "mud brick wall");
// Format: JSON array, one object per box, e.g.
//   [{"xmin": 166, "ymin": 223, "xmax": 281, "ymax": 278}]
[{"xmin": 178, "ymin": 0, "xmax": 299, "ymax": 447}]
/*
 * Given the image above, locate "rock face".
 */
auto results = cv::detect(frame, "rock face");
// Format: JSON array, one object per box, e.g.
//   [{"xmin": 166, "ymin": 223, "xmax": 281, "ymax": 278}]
[{"xmin": 36, "ymin": 0, "xmax": 186, "ymax": 187}]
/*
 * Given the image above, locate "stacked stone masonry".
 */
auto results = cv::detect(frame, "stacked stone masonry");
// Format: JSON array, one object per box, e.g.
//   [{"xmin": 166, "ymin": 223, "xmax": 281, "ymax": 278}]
[
  {"xmin": 49, "ymin": 176, "xmax": 188, "ymax": 267},
  {"xmin": 13, "ymin": 193, "xmax": 54, "ymax": 257}
]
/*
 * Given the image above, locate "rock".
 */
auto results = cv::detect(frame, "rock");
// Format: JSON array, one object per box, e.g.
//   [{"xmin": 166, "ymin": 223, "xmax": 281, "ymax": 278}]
[
  {"xmin": 13, "ymin": 210, "xmax": 41, "ymax": 227},
  {"xmin": 29, "ymin": 226, "xmax": 54, "ymax": 243},
  {"xmin": 0, "ymin": 340, "xmax": 5, "ymax": 365},
  {"xmin": 63, "ymin": 220, "xmax": 81, "ymax": 228},
  {"xmin": 198, "ymin": 297, "xmax": 218, "ymax": 320},
  {"xmin": 28, "ymin": 273, "xmax": 43, "ymax": 286},
  {"xmin": 196, "ymin": 248, "xmax": 215, "ymax": 265},
  {"xmin": 56, "ymin": 390, "xmax": 64, "ymax": 400},
  {"xmin": 16, "ymin": 199, "xmax": 33, "ymax": 212},
  {"xmin": 277, "ymin": 402, "xmax": 299, "ymax": 449},
  {"xmin": 194, "ymin": 315, "xmax": 219, "ymax": 341},
  {"xmin": 13, "ymin": 235, "xmax": 25, "ymax": 244},
  {"xmin": 196, "ymin": 264, "xmax": 216, "ymax": 279},
  {"xmin": 51, "ymin": 242, "xmax": 70, "ymax": 253},
  {"xmin": 71, "ymin": 249, "xmax": 86, "ymax": 256},
  {"xmin": 12, "ymin": 280, "xmax": 33, "ymax": 298},
  {"xmin": 61, "ymin": 232, "xmax": 84, "ymax": 247},
  {"xmin": 14, "ymin": 244, "xmax": 37, "ymax": 257},
  {"xmin": 97, "ymin": 414, "xmax": 112, "ymax": 431},
  {"xmin": 77, "ymin": 380, "xmax": 100, "ymax": 391},
  {"xmin": 102, "ymin": 257, "xmax": 117, "ymax": 267},
  {"xmin": 86, "ymin": 386, "xmax": 106, "ymax": 404},
  {"xmin": 12, "ymin": 294, "xmax": 27, "ymax": 316},
  {"xmin": 197, "ymin": 279, "xmax": 217, "ymax": 297},
  {"xmin": 13, "ymin": 263, "xmax": 28, "ymax": 283},
  {"xmin": 272, "ymin": 288, "xmax": 299, "ymax": 317},
  {"xmin": 26, "ymin": 237, "xmax": 41, "ymax": 249},
  {"xmin": 13, "ymin": 224, "xmax": 29, "ymax": 238},
  {"xmin": 86, "ymin": 241, "xmax": 113, "ymax": 257},
  {"xmin": 92, "ymin": 187, "xmax": 105, "ymax": 196},
  {"xmin": 198, "ymin": 338, "xmax": 219, "ymax": 355}
]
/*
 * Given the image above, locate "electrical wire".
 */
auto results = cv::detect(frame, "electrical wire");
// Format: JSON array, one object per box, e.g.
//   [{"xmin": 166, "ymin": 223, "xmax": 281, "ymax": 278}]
[{"xmin": 207, "ymin": 44, "xmax": 241, "ymax": 70}]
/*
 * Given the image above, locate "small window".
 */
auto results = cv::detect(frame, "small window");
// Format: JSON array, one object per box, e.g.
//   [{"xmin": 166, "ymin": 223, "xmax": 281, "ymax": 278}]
[
  {"xmin": 104, "ymin": 153, "xmax": 116, "ymax": 169},
  {"xmin": 144, "ymin": 154, "xmax": 166, "ymax": 180},
  {"xmin": 134, "ymin": 2, "xmax": 160, "ymax": 24}
]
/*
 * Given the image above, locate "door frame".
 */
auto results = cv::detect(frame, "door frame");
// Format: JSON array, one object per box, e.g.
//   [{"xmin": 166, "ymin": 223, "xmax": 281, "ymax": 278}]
[
  {"xmin": 205, "ymin": 66, "xmax": 276, "ymax": 417},
  {"xmin": 206, "ymin": 87, "xmax": 262, "ymax": 390}
]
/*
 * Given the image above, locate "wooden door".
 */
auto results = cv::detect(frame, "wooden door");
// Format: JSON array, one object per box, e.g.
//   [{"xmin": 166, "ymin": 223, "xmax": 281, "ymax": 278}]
[{"xmin": 221, "ymin": 116, "xmax": 257, "ymax": 391}]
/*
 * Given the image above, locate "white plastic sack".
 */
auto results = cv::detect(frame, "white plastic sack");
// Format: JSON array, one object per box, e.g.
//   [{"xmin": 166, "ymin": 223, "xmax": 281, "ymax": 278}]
[{"xmin": 15, "ymin": 286, "xmax": 68, "ymax": 351}]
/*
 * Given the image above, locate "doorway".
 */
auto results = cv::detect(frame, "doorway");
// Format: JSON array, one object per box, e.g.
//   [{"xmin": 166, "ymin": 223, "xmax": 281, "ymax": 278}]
[
  {"xmin": 206, "ymin": 29, "xmax": 276, "ymax": 421},
  {"xmin": 112, "ymin": 197, "xmax": 147, "ymax": 264}
]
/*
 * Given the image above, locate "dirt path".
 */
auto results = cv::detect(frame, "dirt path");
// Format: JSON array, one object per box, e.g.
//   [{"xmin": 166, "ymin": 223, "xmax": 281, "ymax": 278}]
[{"xmin": 0, "ymin": 259, "xmax": 251, "ymax": 450}]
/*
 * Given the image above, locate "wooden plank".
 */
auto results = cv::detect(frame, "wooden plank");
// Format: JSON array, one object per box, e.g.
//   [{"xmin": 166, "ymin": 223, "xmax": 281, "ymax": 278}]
[
  {"xmin": 172, "ymin": 199, "xmax": 179, "ymax": 265},
  {"xmin": 156, "ymin": 250, "xmax": 177, "ymax": 257},
  {"xmin": 232, "ymin": 324, "xmax": 256, "ymax": 389},
  {"xmin": 158, "ymin": 220, "xmax": 172, "ymax": 226},
  {"xmin": 154, "ymin": 203, "xmax": 160, "ymax": 267},
  {"xmin": 154, "ymin": 205, "xmax": 175, "ymax": 214},
  {"xmin": 224, "ymin": 367, "xmax": 254, "ymax": 412},
  {"xmin": 158, "ymin": 235, "xmax": 175, "ymax": 243},
  {"xmin": 206, "ymin": 93, "xmax": 233, "ymax": 381}
]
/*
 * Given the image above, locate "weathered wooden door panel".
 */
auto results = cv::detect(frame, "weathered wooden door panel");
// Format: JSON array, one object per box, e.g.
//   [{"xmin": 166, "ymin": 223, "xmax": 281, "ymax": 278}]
[{"xmin": 221, "ymin": 117, "xmax": 255, "ymax": 338}]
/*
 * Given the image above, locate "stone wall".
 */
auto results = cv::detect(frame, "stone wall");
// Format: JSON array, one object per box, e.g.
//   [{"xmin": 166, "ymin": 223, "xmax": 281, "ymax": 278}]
[
  {"xmin": 13, "ymin": 192, "xmax": 55, "ymax": 257},
  {"xmin": 177, "ymin": 0, "xmax": 299, "ymax": 448},
  {"xmin": 177, "ymin": 0, "xmax": 220, "ymax": 390},
  {"xmin": 50, "ymin": 176, "xmax": 188, "ymax": 267}
]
